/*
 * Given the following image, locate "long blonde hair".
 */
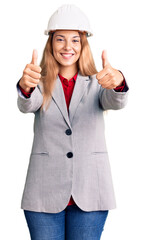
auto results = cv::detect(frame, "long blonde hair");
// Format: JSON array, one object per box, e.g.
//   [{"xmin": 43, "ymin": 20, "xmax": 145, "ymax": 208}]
[{"xmin": 40, "ymin": 32, "xmax": 97, "ymax": 109}]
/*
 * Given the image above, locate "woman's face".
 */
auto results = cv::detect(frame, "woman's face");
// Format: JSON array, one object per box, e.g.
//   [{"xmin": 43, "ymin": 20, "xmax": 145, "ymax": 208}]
[{"xmin": 52, "ymin": 30, "xmax": 81, "ymax": 69}]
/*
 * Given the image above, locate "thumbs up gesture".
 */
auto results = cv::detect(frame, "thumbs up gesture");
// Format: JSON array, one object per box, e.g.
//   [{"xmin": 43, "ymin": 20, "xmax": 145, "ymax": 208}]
[
  {"xmin": 19, "ymin": 49, "xmax": 42, "ymax": 93},
  {"xmin": 96, "ymin": 50, "xmax": 124, "ymax": 89}
]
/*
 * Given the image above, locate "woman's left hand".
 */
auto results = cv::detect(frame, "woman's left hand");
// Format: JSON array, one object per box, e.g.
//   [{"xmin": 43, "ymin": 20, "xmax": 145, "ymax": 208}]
[{"xmin": 96, "ymin": 50, "xmax": 124, "ymax": 89}]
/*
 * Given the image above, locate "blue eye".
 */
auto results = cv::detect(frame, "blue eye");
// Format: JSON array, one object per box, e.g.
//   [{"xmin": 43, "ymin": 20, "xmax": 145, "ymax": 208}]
[
  {"xmin": 57, "ymin": 38, "xmax": 64, "ymax": 42},
  {"xmin": 73, "ymin": 40, "xmax": 79, "ymax": 43}
]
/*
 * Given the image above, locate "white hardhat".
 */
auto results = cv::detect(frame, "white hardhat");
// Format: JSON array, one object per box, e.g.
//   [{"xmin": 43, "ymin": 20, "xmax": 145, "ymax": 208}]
[{"xmin": 44, "ymin": 4, "xmax": 93, "ymax": 37}]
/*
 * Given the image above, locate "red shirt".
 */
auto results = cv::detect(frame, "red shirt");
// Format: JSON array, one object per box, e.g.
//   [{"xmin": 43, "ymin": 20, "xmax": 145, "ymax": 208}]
[
  {"xmin": 18, "ymin": 72, "xmax": 126, "ymax": 206},
  {"xmin": 58, "ymin": 73, "xmax": 78, "ymax": 206}
]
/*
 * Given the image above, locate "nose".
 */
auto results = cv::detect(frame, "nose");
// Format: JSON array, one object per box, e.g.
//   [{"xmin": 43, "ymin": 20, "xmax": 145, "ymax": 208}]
[{"xmin": 64, "ymin": 40, "xmax": 72, "ymax": 51}]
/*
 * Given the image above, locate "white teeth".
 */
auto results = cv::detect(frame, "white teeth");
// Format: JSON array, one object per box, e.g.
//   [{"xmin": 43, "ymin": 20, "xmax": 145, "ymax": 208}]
[{"xmin": 61, "ymin": 54, "xmax": 73, "ymax": 56}]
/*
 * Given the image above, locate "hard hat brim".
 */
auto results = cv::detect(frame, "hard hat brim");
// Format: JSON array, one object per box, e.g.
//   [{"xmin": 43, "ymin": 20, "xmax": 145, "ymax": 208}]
[{"xmin": 44, "ymin": 29, "xmax": 93, "ymax": 37}]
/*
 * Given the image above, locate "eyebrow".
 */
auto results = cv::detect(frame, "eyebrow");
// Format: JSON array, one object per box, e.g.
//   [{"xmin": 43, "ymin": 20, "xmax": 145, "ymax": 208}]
[{"xmin": 55, "ymin": 35, "xmax": 80, "ymax": 38}]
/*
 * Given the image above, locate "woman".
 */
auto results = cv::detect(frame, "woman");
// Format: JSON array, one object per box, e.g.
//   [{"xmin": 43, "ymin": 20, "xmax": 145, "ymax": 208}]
[{"xmin": 17, "ymin": 4, "xmax": 129, "ymax": 240}]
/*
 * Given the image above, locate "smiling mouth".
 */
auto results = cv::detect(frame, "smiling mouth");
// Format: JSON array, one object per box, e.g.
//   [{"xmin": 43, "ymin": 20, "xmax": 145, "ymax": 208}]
[{"xmin": 60, "ymin": 53, "xmax": 74, "ymax": 59}]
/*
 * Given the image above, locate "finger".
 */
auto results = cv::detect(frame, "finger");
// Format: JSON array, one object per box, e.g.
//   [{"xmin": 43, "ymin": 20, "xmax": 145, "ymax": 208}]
[
  {"xmin": 24, "ymin": 76, "xmax": 40, "ymax": 85},
  {"xmin": 98, "ymin": 74, "xmax": 110, "ymax": 85},
  {"xmin": 104, "ymin": 84, "xmax": 115, "ymax": 89},
  {"xmin": 31, "ymin": 49, "xmax": 38, "ymax": 65},
  {"xmin": 96, "ymin": 68, "xmax": 109, "ymax": 80},
  {"xmin": 100, "ymin": 80, "xmax": 117, "ymax": 89},
  {"xmin": 27, "ymin": 82, "xmax": 39, "ymax": 88},
  {"xmin": 24, "ymin": 68, "xmax": 41, "ymax": 79},
  {"xmin": 100, "ymin": 81, "xmax": 113, "ymax": 89},
  {"xmin": 102, "ymin": 50, "xmax": 109, "ymax": 68},
  {"xmin": 25, "ymin": 81, "xmax": 39, "ymax": 88},
  {"xmin": 25, "ymin": 64, "xmax": 42, "ymax": 73},
  {"xmin": 30, "ymin": 70, "xmax": 41, "ymax": 80}
]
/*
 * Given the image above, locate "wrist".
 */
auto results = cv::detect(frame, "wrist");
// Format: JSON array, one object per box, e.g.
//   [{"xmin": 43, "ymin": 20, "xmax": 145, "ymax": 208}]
[
  {"xmin": 116, "ymin": 70, "xmax": 124, "ymax": 87},
  {"xmin": 19, "ymin": 80, "xmax": 31, "ymax": 93},
  {"xmin": 116, "ymin": 80, "xmax": 123, "ymax": 87}
]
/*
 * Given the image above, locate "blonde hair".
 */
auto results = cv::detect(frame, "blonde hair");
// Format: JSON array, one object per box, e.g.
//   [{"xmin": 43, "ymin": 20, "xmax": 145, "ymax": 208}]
[{"xmin": 40, "ymin": 32, "xmax": 97, "ymax": 110}]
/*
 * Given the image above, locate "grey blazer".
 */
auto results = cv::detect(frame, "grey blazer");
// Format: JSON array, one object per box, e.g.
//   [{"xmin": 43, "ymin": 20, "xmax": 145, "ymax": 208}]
[{"xmin": 17, "ymin": 73, "xmax": 129, "ymax": 213}]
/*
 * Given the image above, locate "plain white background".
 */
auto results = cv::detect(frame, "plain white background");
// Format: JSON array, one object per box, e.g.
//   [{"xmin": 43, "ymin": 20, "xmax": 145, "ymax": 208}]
[{"xmin": 0, "ymin": 0, "xmax": 146, "ymax": 239}]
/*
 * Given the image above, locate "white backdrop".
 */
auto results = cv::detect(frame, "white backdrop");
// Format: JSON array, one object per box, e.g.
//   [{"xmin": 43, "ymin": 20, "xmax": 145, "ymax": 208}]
[{"xmin": 0, "ymin": 0, "xmax": 146, "ymax": 239}]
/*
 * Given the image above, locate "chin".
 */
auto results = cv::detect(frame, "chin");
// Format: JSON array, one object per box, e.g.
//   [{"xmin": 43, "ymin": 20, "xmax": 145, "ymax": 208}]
[{"xmin": 58, "ymin": 60, "xmax": 77, "ymax": 67}]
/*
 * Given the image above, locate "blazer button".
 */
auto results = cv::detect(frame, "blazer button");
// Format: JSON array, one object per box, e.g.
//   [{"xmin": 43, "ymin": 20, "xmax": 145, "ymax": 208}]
[
  {"xmin": 65, "ymin": 129, "xmax": 72, "ymax": 135},
  {"xmin": 67, "ymin": 152, "xmax": 73, "ymax": 158}
]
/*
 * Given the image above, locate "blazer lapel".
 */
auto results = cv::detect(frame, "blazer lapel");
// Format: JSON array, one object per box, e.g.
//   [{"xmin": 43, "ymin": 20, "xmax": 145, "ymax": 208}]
[
  {"xmin": 69, "ymin": 73, "xmax": 90, "ymax": 124},
  {"xmin": 52, "ymin": 75, "xmax": 71, "ymax": 128},
  {"xmin": 52, "ymin": 73, "xmax": 90, "ymax": 128}
]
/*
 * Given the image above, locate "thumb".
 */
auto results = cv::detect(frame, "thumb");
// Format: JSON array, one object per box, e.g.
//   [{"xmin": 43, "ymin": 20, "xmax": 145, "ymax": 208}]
[
  {"xmin": 102, "ymin": 50, "xmax": 109, "ymax": 68},
  {"xmin": 31, "ymin": 49, "xmax": 38, "ymax": 65}
]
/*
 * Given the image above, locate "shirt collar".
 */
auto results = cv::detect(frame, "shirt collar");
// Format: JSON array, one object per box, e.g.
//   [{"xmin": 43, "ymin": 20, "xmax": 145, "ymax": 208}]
[{"xmin": 58, "ymin": 72, "xmax": 78, "ymax": 83}]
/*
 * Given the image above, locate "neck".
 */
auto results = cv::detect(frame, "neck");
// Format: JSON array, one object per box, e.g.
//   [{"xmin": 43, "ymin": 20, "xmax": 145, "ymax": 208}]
[{"xmin": 59, "ymin": 64, "xmax": 78, "ymax": 80}]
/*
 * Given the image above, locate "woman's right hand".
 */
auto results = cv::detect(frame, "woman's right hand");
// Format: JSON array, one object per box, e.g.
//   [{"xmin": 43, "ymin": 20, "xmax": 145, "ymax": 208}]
[{"xmin": 19, "ymin": 49, "xmax": 42, "ymax": 93}]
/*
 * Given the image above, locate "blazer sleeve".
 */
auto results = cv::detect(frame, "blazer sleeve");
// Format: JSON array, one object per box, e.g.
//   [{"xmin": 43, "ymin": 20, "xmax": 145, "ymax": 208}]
[
  {"xmin": 17, "ymin": 84, "xmax": 43, "ymax": 113},
  {"xmin": 99, "ymin": 81, "xmax": 129, "ymax": 110}
]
